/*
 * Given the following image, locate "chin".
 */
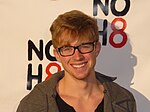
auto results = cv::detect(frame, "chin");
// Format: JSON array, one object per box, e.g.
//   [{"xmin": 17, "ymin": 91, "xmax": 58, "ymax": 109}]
[{"xmin": 72, "ymin": 71, "xmax": 91, "ymax": 80}]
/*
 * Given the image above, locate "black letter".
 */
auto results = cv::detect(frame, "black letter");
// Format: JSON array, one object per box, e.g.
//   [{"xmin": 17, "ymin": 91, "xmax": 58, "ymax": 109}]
[
  {"xmin": 99, "ymin": 19, "xmax": 108, "ymax": 45},
  {"xmin": 45, "ymin": 40, "xmax": 57, "ymax": 61},
  {"xmin": 93, "ymin": 0, "xmax": 109, "ymax": 16},
  {"xmin": 111, "ymin": 0, "xmax": 130, "ymax": 16},
  {"xmin": 27, "ymin": 64, "xmax": 42, "ymax": 90},
  {"xmin": 28, "ymin": 40, "xmax": 43, "ymax": 61}
]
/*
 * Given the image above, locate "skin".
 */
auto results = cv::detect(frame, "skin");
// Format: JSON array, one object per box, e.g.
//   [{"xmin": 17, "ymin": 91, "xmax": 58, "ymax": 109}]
[{"xmin": 53, "ymin": 33, "xmax": 104, "ymax": 112}]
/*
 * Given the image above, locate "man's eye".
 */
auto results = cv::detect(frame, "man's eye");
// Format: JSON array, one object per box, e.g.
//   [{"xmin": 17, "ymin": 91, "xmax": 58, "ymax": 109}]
[
  {"xmin": 81, "ymin": 44, "xmax": 91, "ymax": 49},
  {"xmin": 62, "ymin": 47, "xmax": 73, "ymax": 51}
]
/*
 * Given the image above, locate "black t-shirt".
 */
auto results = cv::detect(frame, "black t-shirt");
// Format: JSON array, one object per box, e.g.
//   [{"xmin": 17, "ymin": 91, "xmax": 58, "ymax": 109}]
[{"xmin": 56, "ymin": 93, "xmax": 104, "ymax": 112}]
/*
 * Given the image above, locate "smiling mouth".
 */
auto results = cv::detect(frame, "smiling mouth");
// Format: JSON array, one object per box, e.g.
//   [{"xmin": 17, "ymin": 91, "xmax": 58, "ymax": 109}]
[{"xmin": 71, "ymin": 63, "xmax": 86, "ymax": 68}]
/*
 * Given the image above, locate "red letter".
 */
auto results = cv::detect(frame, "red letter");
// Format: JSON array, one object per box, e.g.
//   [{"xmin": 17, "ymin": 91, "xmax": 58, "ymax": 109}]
[
  {"xmin": 45, "ymin": 62, "xmax": 61, "ymax": 80},
  {"xmin": 109, "ymin": 18, "xmax": 127, "ymax": 48}
]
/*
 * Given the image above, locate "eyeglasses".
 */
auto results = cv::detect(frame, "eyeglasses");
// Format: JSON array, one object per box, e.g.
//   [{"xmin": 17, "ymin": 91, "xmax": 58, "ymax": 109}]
[{"xmin": 57, "ymin": 41, "xmax": 97, "ymax": 57}]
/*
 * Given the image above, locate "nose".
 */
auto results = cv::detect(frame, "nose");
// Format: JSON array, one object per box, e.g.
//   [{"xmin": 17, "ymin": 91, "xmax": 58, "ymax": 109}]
[{"xmin": 72, "ymin": 49, "xmax": 84, "ymax": 60}]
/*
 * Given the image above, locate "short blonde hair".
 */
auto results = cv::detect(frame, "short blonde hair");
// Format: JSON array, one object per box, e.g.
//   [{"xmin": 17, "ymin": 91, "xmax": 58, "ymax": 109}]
[{"xmin": 50, "ymin": 10, "xmax": 99, "ymax": 48}]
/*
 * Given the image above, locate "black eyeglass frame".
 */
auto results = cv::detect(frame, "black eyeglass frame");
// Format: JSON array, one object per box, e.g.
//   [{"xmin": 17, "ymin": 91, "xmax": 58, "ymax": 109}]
[{"xmin": 57, "ymin": 41, "xmax": 98, "ymax": 57}]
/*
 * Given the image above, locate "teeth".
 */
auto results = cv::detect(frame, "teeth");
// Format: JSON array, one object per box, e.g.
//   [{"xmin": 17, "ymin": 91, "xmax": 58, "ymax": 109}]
[{"xmin": 72, "ymin": 63, "xmax": 85, "ymax": 68}]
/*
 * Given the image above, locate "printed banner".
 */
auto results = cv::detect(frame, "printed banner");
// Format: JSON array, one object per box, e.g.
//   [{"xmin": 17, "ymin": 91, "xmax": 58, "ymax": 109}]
[{"xmin": 0, "ymin": 0, "xmax": 150, "ymax": 111}]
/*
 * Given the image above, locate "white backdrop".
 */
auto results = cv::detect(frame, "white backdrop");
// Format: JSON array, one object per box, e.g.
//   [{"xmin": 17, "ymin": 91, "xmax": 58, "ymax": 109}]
[{"xmin": 0, "ymin": 0, "xmax": 150, "ymax": 112}]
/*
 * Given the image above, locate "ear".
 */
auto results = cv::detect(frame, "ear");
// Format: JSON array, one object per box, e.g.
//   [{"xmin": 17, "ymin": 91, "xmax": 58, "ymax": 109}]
[
  {"xmin": 53, "ymin": 49, "xmax": 61, "ymax": 62},
  {"xmin": 95, "ymin": 41, "xmax": 101, "ymax": 57}
]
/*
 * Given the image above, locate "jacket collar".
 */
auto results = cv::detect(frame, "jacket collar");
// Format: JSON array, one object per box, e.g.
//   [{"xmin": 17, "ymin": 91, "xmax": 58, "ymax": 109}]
[
  {"xmin": 42, "ymin": 71, "xmax": 64, "ymax": 112},
  {"xmin": 95, "ymin": 72, "xmax": 134, "ymax": 112},
  {"xmin": 104, "ymin": 89, "xmax": 134, "ymax": 112}
]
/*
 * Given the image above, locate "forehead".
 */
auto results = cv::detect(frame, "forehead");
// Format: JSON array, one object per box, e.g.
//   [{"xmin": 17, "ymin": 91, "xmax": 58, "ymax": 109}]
[{"xmin": 58, "ymin": 30, "xmax": 93, "ymax": 47}]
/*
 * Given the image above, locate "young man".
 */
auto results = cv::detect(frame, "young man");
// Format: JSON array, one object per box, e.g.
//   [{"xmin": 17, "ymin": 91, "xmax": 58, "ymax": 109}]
[{"xmin": 17, "ymin": 10, "xmax": 136, "ymax": 112}]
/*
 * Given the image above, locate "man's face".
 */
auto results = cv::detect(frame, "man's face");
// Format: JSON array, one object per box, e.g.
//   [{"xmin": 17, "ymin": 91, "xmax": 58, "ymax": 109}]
[{"xmin": 54, "ymin": 35, "xmax": 101, "ymax": 80}]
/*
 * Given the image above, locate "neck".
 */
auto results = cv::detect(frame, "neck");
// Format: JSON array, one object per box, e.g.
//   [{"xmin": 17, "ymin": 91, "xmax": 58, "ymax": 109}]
[{"xmin": 57, "ymin": 72, "xmax": 103, "ymax": 98}]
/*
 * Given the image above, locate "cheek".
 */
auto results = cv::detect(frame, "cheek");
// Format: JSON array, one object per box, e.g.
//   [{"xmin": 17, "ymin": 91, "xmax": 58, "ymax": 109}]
[
  {"xmin": 83, "ymin": 54, "xmax": 96, "ymax": 65},
  {"xmin": 59, "ymin": 57, "xmax": 70, "ymax": 65},
  {"xmin": 87, "ymin": 53, "xmax": 97, "ymax": 64}
]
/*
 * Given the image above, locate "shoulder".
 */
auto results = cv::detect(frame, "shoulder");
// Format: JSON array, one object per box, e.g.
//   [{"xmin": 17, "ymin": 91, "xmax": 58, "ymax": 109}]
[
  {"xmin": 20, "ymin": 71, "xmax": 64, "ymax": 101},
  {"xmin": 96, "ymin": 72, "xmax": 135, "ymax": 99},
  {"xmin": 17, "ymin": 71, "xmax": 64, "ymax": 112},
  {"xmin": 107, "ymin": 81, "xmax": 135, "ymax": 99},
  {"xmin": 17, "ymin": 84, "xmax": 48, "ymax": 112},
  {"xmin": 104, "ymin": 81, "xmax": 136, "ymax": 111}
]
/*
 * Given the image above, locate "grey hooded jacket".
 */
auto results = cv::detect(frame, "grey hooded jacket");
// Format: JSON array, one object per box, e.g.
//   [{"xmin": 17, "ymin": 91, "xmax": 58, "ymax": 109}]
[{"xmin": 17, "ymin": 71, "xmax": 136, "ymax": 112}]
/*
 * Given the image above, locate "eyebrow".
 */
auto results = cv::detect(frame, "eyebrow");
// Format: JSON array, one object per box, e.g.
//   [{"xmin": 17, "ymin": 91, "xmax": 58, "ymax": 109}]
[{"xmin": 58, "ymin": 41, "xmax": 95, "ymax": 48}]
